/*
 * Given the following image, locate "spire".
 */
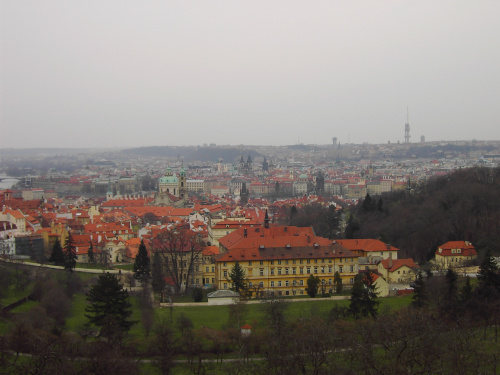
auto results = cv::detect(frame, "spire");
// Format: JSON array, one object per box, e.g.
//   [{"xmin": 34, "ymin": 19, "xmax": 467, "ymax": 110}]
[{"xmin": 264, "ymin": 209, "xmax": 270, "ymax": 228}]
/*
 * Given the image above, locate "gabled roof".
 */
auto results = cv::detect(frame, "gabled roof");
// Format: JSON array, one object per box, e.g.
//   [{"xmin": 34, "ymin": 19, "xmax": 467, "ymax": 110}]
[
  {"xmin": 380, "ymin": 258, "xmax": 417, "ymax": 272},
  {"xmin": 436, "ymin": 241, "xmax": 477, "ymax": 256}
]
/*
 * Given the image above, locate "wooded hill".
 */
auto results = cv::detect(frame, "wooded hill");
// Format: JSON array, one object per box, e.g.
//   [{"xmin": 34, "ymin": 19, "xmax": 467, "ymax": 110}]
[{"xmin": 347, "ymin": 166, "xmax": 500, "ymax": 263}]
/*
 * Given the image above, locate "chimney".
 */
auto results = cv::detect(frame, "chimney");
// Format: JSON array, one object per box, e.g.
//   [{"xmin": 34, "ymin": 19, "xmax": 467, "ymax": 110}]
[
  {"xmin": 243, "ymin": 228, "xmax": 248, "ymax": 238},
  {"xmin": 389, "ymin": 252, "xmax": 393, "ymax": 268}
]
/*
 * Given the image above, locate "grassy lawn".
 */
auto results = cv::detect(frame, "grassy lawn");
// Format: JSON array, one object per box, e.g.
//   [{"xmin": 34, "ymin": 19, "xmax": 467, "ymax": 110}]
[
  {"xmin": 113, "ymin": 264, "xmax": 134, "ymax": 271},
  {"xmin": 75, "ymin": 263, "xmax": 110, "ymax": 270}
]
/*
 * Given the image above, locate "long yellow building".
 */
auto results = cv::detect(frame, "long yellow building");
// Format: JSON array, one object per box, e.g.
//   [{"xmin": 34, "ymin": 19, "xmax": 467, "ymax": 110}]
[{"xmin": 216, "ymin": 242, "xmax": 358, "ymax": 297}]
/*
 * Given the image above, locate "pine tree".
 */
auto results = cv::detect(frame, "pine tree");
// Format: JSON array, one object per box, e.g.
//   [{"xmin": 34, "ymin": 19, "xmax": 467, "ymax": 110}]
[
  {"xmin": 87, "ymin": 242, "xmax": 94, "ymax": 264},
  {"xmin": 478, "ymin": 249, "xmax": 500, "ymax": 289},
  {"xmin": 133, "ymin": 240, "xmax": 151, "ymax": 282},
  {"xmin": 306, "ymin": 274, "xmax": 320, "ymax": 298},
  {"xmin": 85, "ymin": 273, "xmax": 136, "ymax": 342},
  {"xmin": 334, "ymin": 271, "xmax": 343, "ymax": 295},
  {"xmin": 411, "ymin": 270, "xmax": 428, "ymax": 309},
  {"xmin": 460, "ymin": 275, "xmax": 473, "ymax": 303},
  {"xmin": 152, "ymin": 252, "xmax": 166, "ymax": 294},
  {"xmin": 49, "ymin": 239, "xmax": 65, "ymax": 266},
  {"xmin": 349, "ymin": 271, "xmax": 379, "ymax": 319},
  {"xmin": 228, "ymin": 262, "xmax": 247, "ymax": 295},
  {"xmin": 63, "ymin": 233, "xmax": 77, "ymax": 272}
]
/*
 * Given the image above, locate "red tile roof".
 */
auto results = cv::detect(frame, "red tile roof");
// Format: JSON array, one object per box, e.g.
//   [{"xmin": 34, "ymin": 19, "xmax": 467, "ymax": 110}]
[
  {"xmin": 380, "ymin": 258, "xmax": 417, "ymax": 272},
  {"xmin": 436, "ymin": 241, "xmax": 477, "ymax": 257}
]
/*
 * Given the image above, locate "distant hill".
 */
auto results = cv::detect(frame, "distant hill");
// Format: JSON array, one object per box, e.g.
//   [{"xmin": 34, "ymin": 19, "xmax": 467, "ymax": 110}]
[
  {"xmin": 347, "ymin": 166, "xmax": 500, "ymax": 263},
  {"xmin": 120, "ymin": 146, "xmax": 261, "ymax": 163}
]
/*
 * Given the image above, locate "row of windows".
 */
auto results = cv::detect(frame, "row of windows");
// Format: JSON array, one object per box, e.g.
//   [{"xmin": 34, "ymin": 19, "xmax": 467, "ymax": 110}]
[
  {"xmin": 223, "ymin": 258, "xmax": 354, "ymax": 267},
  {"xmin": 222, "ymin": 265, "xmax": 355, "ymax": 277},
  {"xmin": 229, "ymin": 277, "xmax": 355, "ymax": 290}
]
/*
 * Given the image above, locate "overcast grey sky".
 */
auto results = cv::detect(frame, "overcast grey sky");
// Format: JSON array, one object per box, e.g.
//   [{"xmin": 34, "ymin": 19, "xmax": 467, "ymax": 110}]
[{"xmin": 1, "ymin": 1, "xmax": 499, "ymax": 149}]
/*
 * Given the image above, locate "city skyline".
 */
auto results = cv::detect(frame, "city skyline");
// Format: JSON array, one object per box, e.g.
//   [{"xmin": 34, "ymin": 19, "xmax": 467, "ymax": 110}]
[{"xmin": 1, "ymin": 1, "xmax": 500, "ymax": 149}]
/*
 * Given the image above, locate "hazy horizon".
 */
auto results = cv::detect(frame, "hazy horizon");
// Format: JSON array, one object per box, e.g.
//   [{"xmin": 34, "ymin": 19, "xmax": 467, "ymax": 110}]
[{"xmin": 2, "ymin": 1, "xmax": 499, "ymax": 149}]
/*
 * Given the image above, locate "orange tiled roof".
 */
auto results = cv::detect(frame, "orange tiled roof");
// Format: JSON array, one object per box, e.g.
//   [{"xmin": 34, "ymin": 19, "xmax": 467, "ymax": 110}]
[
  {"xmin": 380, "ymin": 258, "xmax": 417, "ymax": 272},
  {"xmin": 436, "ymin": 241, "xmax": 477, "ymax": 257},
  {"xmin": 336, "ymin": 239, "xmax": 399, "ymax": 253},
  {"xmin": 217, "ymin": 242, "xmax": 355, "ymax": 262}
]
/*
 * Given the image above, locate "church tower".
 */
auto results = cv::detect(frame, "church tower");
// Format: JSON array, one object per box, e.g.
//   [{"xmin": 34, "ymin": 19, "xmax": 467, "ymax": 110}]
[
  {"xmin": 179, "ymin": 166, "xmax": 187, "ymax": 200},
  {"xmin": 106, "ymin": 174, "xmax": 113, "ymax": 201}
]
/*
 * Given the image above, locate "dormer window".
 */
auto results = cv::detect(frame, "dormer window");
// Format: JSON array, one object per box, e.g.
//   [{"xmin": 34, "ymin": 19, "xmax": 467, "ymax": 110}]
[{"xmin": 457, "ymin": 249, "xmax": 461, "ymax": 254}]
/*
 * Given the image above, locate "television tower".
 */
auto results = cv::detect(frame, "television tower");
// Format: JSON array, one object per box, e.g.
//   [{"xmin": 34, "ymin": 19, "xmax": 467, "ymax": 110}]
[{"xmin": 404, "ymin": 107, "xmax": 410, "ymax": 144}]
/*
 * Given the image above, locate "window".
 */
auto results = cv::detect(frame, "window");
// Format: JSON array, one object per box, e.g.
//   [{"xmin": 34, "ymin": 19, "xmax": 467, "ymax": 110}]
[
  {"xmin": 278, "ymin": 268, "xmax": 282, "ymax": 275},
  {"xmin": 300, "ymin": 280, "xmax": 304, "ymax": 286},
  {"xmin": 206, "ymin": 267, "xmax": 209, "ymax": 272},
  {"xmin": 224, "ymin": 283, "xmax": 227, "ymax": 289},
  {"xmin": 286, "ymin": 281, "xmax": 289, "ymax": 287},
  {"xmin": 380, "ymin": 252, "xmax": 383, "ymax": 255},
  {"xmin": 224, "ymin": 270, "xmax": 227, "ymax": 277},
  {"xmin": 314, "ymin": 267, "xmax": 318, "ymax": 273},
  {"xmin": 293, "ymin": 268, "xmax": 296, "ymax": 274},
  {"xmin": 260, "ymin": 261, "xmax": 264, "ymax": 265},
  {"xmin": 451, "ymin": 249, "xmax": 456, "ymax": 254},
  {"xmin": 271, "ymin": 269, "xmax": 275, "ymax": 275},
  {"xmin": 350, "ymin": 266, "xmax": 354, "ymax": 272},
  {"xmin": 285, "ymin": 268, "xmax": 289, "ymax": 275},
  {"xmin": 212, "ymin": 266, "xmax": 214, "ymax": 272},
  {"xmin": 260, "ymin": 269, "xmax": 264, "ymax": 276},
  {"xmin": 249, "ymin": 261, "xmax": 252, "ymax": 266},
  {"xmin": 314, "ymin": 259, "xmax": 318, "ymax": 264},
  {"xmin": 270, "ymin": 281, "xmax": 274, "ymax": 287},
  {"xmin": 285, "ymin": 260, "xmax": 288, "ymax": 264},
  {"xmin": 398, "ymin": 270, "xmax": 400, "ymax": 274},
  {"xmin": 212, "ymin": 278, "xmax": 215, "ymax": 283},
  {"xmin": 329, "ymin": 266, "xmax": 332, "ymax": 273},
  {"xmin": 259, "ymin": 282, "xmax": 264, "ymax": 287},
  {"xmin": 300, "ymin": 259, "xmax": 303, "ymax": 264},
  {"xmin": 270, "ymin": 260, "xmax": 274, "ymax": 265},
  {"xmin": 307, "ymin": 267, "xmax": 311, "ymax": 274},
  {"xmin": 278, "ymin": 281, "xmax": 282, "ymax": 287},
  {"xmin": 195, "ymin": 279, "xmax": 199, "ymax": 284},
  {"xmin": 329, "ymin": 279, "xmax": 332, "ymax": 285},
  {"xmin": 300, "ymin": 268, "xmax": 304, "ymax": 274},
  {"xmin": 329, "ymin": 259, "xmax": 332, "ymax": 263},
  {"xmin": 350, "ymin": 278, "xmax": 354, "ymax": 284},
  {"xmin": 278, "ymin": 260, "xmax": 282, "ymax": 265},
  {"xmin": 293, "ymin": 280, "xmax": 296, "ymax": 286},
  {"xmin": 293, "ymin": 260, "xmax": 296, "ymax": 264},
  {"xmin": 195, "ymin": 266, "xmax": 199, "ymax": 272},
  {"xmin": 223, "ymin": 262, "xmax": 227, "ymax": 266},
  {"xmin": 339, "ymin": 266, "xmax": 343, "ymax": 273},
  {"xmin": 457, "ymin": 249, "xmax": 461, "ymax": 254},
  {"xmin": 321, "ymin": 259, "xmax": 325, "ymax": 263},
  {"xmin": 300, "ymin": 290, "xmax": 304, "ymax": 295},
  {"xmin": 307, "ymin": 259, "xmax": 310, "ymax": 264}
]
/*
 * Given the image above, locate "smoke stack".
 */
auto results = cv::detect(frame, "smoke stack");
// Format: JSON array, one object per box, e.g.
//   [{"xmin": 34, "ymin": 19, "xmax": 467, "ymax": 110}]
[{"xmin": 389, "ymin": 252, "xmax": 393, "ymax": 268}]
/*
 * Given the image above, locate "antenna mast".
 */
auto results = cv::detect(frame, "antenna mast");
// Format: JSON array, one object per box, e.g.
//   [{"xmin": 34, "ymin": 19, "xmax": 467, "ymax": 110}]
[{"xmin": 404, "ymin": 106, "xmax": 411, "ymax": 144}]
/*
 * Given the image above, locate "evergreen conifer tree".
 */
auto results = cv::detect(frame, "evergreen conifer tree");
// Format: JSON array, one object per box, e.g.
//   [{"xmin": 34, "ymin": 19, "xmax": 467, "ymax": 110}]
[
  {"xmin": 133, "ymin": 239, "xmax": 151, "ymax": 282},
  {"xmin": 152, "ymin": 252, "xmax": 166, "ymax": 294},
  {"xmin": 478, "ymin": 249, "xmax": 500, "ymax": 289},
  {"xmin": 49, "ymin": 239, "xmax": 65, "ymax": 266},
  {"xmin": 349, "ymin": 271, "xmax": 379, "ymax": 319},
  {"xmin": 87, "ymin": 242, "xmax": 94, "ymax": 264},
  {"xmin": 411, "ymin": 270, "xmax": 428, "ymax": 309},
  {"xmin": 334, "ymin": 271, "xmax": 343, "ymax": 295},
  {"xmin": 85, "ymin": 273, "xmax": 136, "ymax": 342},
  {"xmin": 228, "ymin": 262, "xmax": 247, "ymax": 295},
  {"xmin": 63, "ymin": 233, "xmax": 77, "ymax": 272},
  {"xmin": 306, "ymin": 274, "xmax": 320, "ymax": 298}
]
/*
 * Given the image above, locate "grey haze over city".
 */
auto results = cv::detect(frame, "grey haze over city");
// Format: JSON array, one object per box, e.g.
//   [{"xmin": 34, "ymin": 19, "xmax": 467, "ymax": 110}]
[{"xmin": 1, "ymin": 1, "xmax": 499, "ymax": 149}]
